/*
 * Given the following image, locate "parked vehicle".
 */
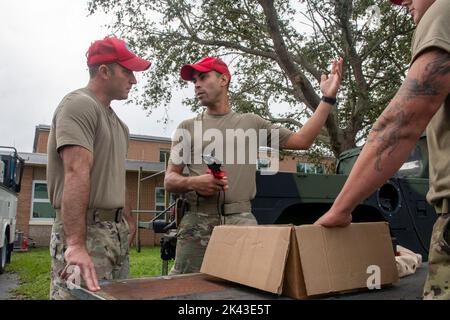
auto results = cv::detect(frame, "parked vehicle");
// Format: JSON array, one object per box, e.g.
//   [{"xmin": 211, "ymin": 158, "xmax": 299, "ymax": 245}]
[{"xmin": 0, "ymin": 147, "xmax": 24, "ymax": 273}]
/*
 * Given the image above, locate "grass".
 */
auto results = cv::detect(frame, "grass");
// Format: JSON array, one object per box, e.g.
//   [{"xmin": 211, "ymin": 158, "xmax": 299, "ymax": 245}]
[
  {"xmin": 5, "ymin": 246, "xmax": 173, "ymax": 300},
  {"xmin": 5, "ymin": 247, "xmax": 52, "ymax": 300},
  {"xmin": 129, "ymin": 246, "xmax": 174, "ymax": 278}
]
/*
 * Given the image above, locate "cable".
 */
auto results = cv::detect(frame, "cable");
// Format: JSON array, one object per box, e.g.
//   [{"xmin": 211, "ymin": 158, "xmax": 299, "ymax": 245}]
[
  {"xmin": 217, "ymin": 186, "xmax": 226, "ymax": 225},
  {"xmin": 217, "ymin": 189, "xmax": 222, "ymax": 224},
  {"xmin": 222, "ymin": 187, "xmax": 226, "ymax": 225}
]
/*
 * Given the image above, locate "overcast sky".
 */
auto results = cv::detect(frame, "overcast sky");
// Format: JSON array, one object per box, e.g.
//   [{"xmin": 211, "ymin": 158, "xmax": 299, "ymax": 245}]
[{"xmin": 0, "ymin": 0, "xmax": 196, "ymax": 153}]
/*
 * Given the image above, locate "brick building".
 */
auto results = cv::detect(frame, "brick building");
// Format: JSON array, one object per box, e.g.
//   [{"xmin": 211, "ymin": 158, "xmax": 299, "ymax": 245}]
[
  {"xmin": 17, "ymin": 125, "xmax": 170, "ymax": 247},
  {"xmin": 15, "ymin": 124, "xmax": 332, "ymax": 247}
]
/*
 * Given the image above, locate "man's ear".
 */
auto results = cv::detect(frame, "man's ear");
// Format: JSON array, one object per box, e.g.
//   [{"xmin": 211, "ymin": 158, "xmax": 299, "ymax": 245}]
[
  {"xmin": 220, "ymin": 74, "xmax": 229, "ymax": 87},
  {"xmin": 98, "ymin": 64, "xmax": 111, "ymax": 79}
]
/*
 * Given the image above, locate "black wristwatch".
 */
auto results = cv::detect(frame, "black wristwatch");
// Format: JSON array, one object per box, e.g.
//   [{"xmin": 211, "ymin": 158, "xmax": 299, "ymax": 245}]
[{"xmin": 321, "ymin": 95, "xmax": 337, "ymax": 106}]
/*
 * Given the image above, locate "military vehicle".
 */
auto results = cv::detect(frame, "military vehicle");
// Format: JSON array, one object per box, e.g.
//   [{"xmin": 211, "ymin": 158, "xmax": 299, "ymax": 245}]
[{"xmin": 252, "ymin": 135, "xmax": 436, "ymax": 261}]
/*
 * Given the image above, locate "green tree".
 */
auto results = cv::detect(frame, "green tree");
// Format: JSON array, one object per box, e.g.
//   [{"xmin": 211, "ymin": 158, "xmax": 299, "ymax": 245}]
[{"xmin": 88, "ymin": 0, "xmax": 413, "ymax": 157}]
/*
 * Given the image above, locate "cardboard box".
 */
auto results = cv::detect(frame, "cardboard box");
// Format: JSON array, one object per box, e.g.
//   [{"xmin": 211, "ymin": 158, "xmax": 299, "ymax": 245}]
[{"xmin": 200, "ymin": 222, "xmax": 399, "ymax": 299}]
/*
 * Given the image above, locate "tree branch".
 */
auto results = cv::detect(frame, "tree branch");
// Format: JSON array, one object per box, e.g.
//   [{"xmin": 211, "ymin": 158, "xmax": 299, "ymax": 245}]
[{"xmin": 257, "ymin": 0, "xmax": 319, "ymax": 108}]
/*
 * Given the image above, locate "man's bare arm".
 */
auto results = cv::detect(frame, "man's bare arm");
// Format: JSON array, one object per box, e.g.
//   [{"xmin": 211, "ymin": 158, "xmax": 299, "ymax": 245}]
[
  {"xmin": 59, "ymin": 145, "xmax": 100, "ymax": 291},
  {"xmin": 315, "ymin": 49, "xmax": 450, "ymax": 226},
  {"xmin": 60, "ymin": 146, "xmax": 92, "ymax": 246}
]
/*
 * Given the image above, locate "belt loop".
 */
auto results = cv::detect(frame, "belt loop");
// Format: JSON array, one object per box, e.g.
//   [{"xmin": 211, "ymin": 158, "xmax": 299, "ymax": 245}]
[
  {"xmin": 92, "ymin": 209, "xmax": 98, "ymax": 224},
  {"xmin": 115, "ymin": 208, "xmax": 122, "ymax": 223}
]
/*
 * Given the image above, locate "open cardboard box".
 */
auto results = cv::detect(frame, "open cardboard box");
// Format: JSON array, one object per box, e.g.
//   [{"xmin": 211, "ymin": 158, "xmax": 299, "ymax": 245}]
[{"xmin": 200, "ymin": 222, "xmax": 399, "ymax": 299}]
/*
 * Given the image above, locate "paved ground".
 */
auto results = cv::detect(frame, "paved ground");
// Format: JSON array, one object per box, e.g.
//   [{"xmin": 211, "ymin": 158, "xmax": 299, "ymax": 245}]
[{"xmin": 0, "ymin": 272, "xmax": 19, "ymax": 300}]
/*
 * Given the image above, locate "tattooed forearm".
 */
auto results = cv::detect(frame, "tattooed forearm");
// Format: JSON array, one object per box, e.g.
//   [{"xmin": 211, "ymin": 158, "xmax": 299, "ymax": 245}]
[{"xmin": 369, "ymin": 106, "xmax": 415, "ymax": 172}]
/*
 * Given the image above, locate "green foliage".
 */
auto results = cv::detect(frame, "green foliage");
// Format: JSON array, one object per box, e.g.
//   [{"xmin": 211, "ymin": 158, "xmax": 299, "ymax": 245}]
[{"xmin": 88, "ymin": 0, "xmax": 414, "ymax": 156}]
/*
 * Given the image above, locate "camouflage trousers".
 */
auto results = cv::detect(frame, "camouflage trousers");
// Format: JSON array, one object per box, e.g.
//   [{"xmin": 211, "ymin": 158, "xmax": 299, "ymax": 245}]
[
  {"xmin": 49, "ymin": 217, "xmax": 130, "ymax": 300},
  {"xmin": 169, "ymin": 211, "xmax": 257, "ymax": 275},
  {"xmin": 423, "ymin": 213, "xmax": 450, "ymax": 300}
]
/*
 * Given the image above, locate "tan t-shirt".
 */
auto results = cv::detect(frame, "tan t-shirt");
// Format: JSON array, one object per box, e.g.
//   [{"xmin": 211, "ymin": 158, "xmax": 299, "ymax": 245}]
[
  {"xmin": 169, "ymin": 110, "xmax": 294, "ymax": 214},
  {"xmin": 410, "ymin": 0, "xmax": 450, "ymax": 213},
  {"xmin": 47, "ymin": 87, "xmax": 129, "ymax": 210}
]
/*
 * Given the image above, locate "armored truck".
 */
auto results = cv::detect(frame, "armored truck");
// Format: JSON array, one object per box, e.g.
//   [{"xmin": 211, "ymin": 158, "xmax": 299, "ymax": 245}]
[{"xmin": 252, "ymin": 135, "xmax": 436, "ymax": 261}]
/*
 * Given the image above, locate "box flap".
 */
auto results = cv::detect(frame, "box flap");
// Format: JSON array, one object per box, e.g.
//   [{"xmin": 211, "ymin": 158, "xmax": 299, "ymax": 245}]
[
  {"xmin": 295, "ymin": 222, "xmax": 398, "ymax": 296},
  {"xmin": 282, "ymin": 229, "xmax": 307, "ymax": 299},
  {"xmin": 200, "ymin": 225, "xmax": 292, "ymax": 294}
]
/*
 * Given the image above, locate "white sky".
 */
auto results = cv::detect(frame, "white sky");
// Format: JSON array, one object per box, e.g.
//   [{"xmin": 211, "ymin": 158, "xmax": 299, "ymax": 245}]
[{"xmin": 0, "ymin": 0, "xmax": 196, "ymax": 153}]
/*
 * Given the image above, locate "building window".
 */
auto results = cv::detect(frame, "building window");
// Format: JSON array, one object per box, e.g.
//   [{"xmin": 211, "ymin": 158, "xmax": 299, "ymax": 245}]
[
  {"xmin": 159, "ymin": 150, "xmax": 170, "ymax": 163},
  {"xmin": 297, "ymin": 162, "xmax": 325, "ymax": 174},
  {"xmin": 155, "ymin": 187, "xmax": 166, "ymax": 212},
  {"xmin": 154, "ymin": 187, "xmax": 168, "ymax": 221},
  {"xmin": 30, "ymin": 181, "xmax": 56, "ymax": 220}
]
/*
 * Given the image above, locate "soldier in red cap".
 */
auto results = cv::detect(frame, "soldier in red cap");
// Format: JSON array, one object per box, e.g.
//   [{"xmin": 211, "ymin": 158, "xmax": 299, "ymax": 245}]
[
  {"xmin": 47, "ymin": 36, "xmax": 151, "ymax": 299},
  {"xmin": 315, "ymin": 0, "xmax": 450, "ymax": 300},
  {"xmin": 165, "ymin": 56, "xmax": 344, "ymax": 274}
]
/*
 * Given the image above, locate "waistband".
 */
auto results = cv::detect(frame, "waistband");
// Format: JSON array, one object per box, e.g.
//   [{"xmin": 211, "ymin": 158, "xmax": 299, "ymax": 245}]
[
  {"xmin": 55, "ymin": 208, "xmax": 123, "ymax": 224},
  {"xmin": 187, "ymin": 200, "xmax": 252, "ymax": 216}
]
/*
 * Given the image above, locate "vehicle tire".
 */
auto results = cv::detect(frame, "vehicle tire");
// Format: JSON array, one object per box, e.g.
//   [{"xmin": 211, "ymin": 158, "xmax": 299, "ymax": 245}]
[
  {"xmin": 6, "ymin": 241, "xmax": 12, "ymax": 263},
  {"xmin": 0, "ymin": 235, "xmax": 8, "ymax": 274}
]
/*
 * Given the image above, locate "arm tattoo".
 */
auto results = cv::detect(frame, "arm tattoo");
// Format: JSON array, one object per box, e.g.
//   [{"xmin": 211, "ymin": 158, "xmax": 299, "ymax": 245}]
[
  {"xmin": 400, "ymin": 50, "xmax": 450, "ymax": 101},
  {"xmin": 368, "ymin": 51, "xmax": 450, "ymax": 172},
  {"xmin": 370, "ymin": 105, "xmax": 415, "ymax": 172},
  {"xmin": 368, "ymin": 50, "xmax": 449, "ymax": 172},
  {"xmin": 425, "ymin": 51, "xmax": 450, "ymax": 77}
]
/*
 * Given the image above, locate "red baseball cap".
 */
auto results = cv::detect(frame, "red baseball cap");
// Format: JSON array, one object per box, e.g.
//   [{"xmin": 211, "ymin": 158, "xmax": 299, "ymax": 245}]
[
  {"xmin": 86, "ymin": 37, "xmax": 151, "ymax": 71},
  {"xmin": 390, "ymin": 0, "xmax": 402, "ymax": 5},
  {"xmin": 180, "ymin": 57, "xmax": 231, "ymax": 81}
]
